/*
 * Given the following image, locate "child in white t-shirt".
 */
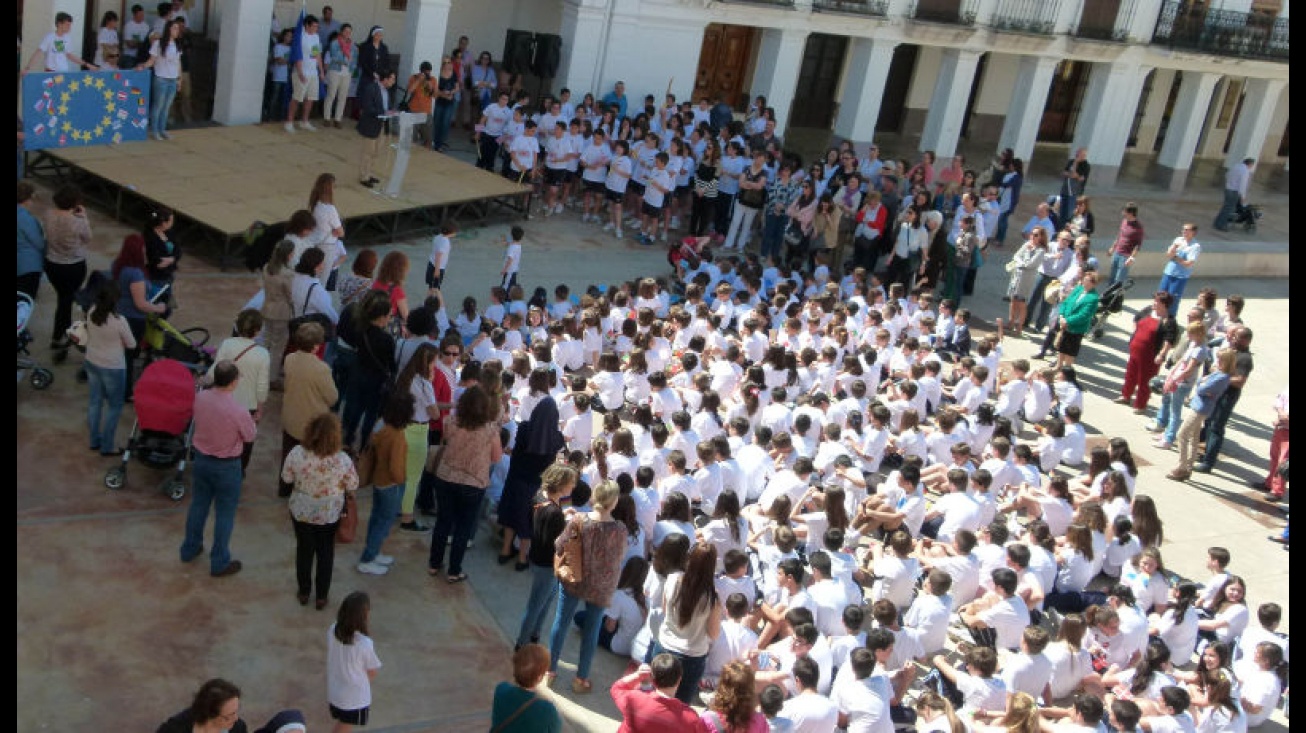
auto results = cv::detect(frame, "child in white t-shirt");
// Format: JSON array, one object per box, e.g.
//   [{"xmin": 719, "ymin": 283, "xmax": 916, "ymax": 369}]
[
  {"xmin": 500, "ymin": 225, "xmax": 524, "ymax": 290},
  {"xmin": 327, "ymin": 593, "xmax": 383, "ymax": 728}
]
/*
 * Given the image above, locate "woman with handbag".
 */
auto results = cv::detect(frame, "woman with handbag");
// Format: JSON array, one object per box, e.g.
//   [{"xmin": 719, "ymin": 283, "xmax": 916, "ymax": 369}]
[
  {"xmin": 280, "ymin": 322, "xmax": 338, "ymax": 497},
  {"xmin": 785, "ymin": 179, "xmax": 818, "ymax": 268},
  {"xmin": 42, "ymin": 185, "xmax": 92, "ymax": 353},
  {"xmin": 1004, "ymin": 227, "xmax": 1048, "ymax": 337},
  {"xmin": 759, "ymin": 162, "xmax": 798, "ymax": 264},
  {"xmin": 490, "ymin": 644, "xmax": 562, "ymax": 733},
  {"xmin": 722, "ymin": 150, "xmax": 768, "ymax": 252},
  {"xmin": 1117, "ymin": 291, "xmax": 1179, "ymax": 414},
  {"xmin": 280, "ymin": 413, "xmax": 358, "ymax": 609},
  {"xmin": 427, "ymin": 385, "xmax": 503, "ymax": 583},
  {"xmin": 1169, "ymin": 349, "xmax": 1235, "ymax": 482},
  {"xmin": 547, "ymin": 480, "xmax": 628, "ymax": 694},
  {"xmin": 341, "ymin": 290, "xmax": 394, "ymax": 452},
  {"xmin": 885, "ymin": 203, "xmax": 925, "ymax": 289},
  {"xmin": 370, "ymin": 251, "xmax": 411, "ymax": 336},
  {"xmin": 357, "ymin": 392, "xmax": 410, "ymax": 575}
]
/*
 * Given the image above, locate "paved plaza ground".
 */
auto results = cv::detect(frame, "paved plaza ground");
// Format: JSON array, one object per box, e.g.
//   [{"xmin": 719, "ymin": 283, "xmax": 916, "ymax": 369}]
[{"xmin": 16, "ymin": 130, "xmax": 1290, "ymax": 731}]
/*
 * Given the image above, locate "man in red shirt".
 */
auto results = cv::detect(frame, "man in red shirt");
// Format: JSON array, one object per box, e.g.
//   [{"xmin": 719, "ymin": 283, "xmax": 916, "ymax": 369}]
[
  {"xmin": 611, "ymin": 654, "xmax": 710, "ymax": 733},
  {"xmin": 180, "ymin": 361, "xmax": 258, "ymax": 577},
  {"xmin": 1108, "ymin": 202, "xmax": 1145, "ymax": 286}
]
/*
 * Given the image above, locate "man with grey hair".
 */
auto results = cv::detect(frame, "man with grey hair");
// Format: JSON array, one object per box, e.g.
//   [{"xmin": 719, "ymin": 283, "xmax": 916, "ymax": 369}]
[{"xmin": 1213, "ymin": 157, "xmax": 1255, "ymax": 231}]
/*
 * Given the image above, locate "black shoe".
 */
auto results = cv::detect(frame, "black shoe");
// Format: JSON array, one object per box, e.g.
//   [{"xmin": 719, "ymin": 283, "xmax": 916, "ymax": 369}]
[
  {"xmin": 360, "ymin": 178, "xmax": 374, "ymax": 188},
  {"xmin": 400, "ymin": 521, "xmax": 429, "ymax": 532},
  {"xmin": 212, "ymin": 560, "xmax": 243, "ymax": 578}
]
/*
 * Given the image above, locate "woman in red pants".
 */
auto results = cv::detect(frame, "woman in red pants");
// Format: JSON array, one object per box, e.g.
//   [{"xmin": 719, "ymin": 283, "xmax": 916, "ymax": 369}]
[
  {"xmin": 1257, "ymin": 386, "xmax": 1289, "ymax": 501},
  {"xmin": 1116, "ymin": 291, "xmax": 1180, "ymax": 414}
]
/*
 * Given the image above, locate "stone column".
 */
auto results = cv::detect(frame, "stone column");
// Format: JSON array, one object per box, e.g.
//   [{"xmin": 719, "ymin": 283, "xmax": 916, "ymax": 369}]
[
  {"xmin": 918, "ymin": 49, "xmax": 982, "ymax": 158},
  {"xmin": 1155, "ymin": 71, "xmax": 1219, "ymax": 191},
  {"xmin": 833, "ymin": 37, "xmax": 898, "ymax": 147},
  {"xmin": 1223, "ymin": 77, "xmax": 1286, "ymax": 169},
  {"xmin": 1069, "ymin": 61, "xmax": 1150, "ymax": 188},
  {"xmin": 996, "ymin": 55, "xmax": 1058, "ymax": 163},
  {"xmin": 212, "ymin": 0, "xmax": 275, "ymax": 126},
  {"xmin": 400, "ymin": 0, "xmax": 452, "ymax": 81},
  {"xmin": 750, "ymin": 27, "xmax": 808, "ymax": 135}
]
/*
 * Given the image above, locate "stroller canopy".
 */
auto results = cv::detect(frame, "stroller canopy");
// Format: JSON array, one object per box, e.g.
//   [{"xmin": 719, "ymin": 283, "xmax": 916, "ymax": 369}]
[{"xmin": 134, "ymin": 359, "xmax": 196, "ymax": 435}]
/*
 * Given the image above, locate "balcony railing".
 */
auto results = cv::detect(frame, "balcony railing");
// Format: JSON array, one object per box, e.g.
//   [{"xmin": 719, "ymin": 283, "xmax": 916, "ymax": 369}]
[
  {"xmin": 717, "ymin": 0, "xmax": 795, "ymax": 7},
  {"xmin": 812, "ymin": 0, "xmax": 889, "ymax": 17},
  {"xmin": 990, "ymin": 0, "xmax": 1060, "ymax": 35},
  {"xmin": 1152, "ymin": 1, "xmax": 1289, "ymax": 61},
  {"xmin": 910, "ymin": 0, "xmax": 977, "ymax": 26},
  {"xmin": 1072, "ymin": 0, "xmax": 1137, "ymax": 42}
]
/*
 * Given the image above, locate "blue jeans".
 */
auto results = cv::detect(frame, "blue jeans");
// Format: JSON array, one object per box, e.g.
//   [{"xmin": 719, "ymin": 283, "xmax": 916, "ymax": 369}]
[
  {"xmin": 760, "ymin": 211, "xmax": 788, "ymax": 263},
  {"xmin": 1201, "ymin": 388, "xmax": 1241, "ymax": 468},
  {"xmin": 549, "ymin": 586, "xmax": 606, "ymax": 680},
  {"xmin": 1026, "ymin": 273, "xmax": 1055, "ymax": 330},
  {"xmin": 180, "ymin": 453, "xmax": 244, "ymax": 574},
  {"xmin": 651, "ymin": 640, "xmax": 709, "ymax": 704},
  {"xmin": 950, "ymin": 266, "xmax": 968, "ymax": 308},
  {"xmin": 1213, "ymin": 188, "xmax": 1240, "ymax": 230},
  {"xmin": 428, "ymin": 478, "xmax": 484, "ymax": 576},
  {"xmin": 342, "ymin": 373, "xmax": 385, "ymax": 449},
  {"xmin": 1156, "ymin": 381, "xmax": 1194, "ymax": 444},
  {"xmin": 1158, "ymin": 274, "xmax": 1189, "ymax": 317},
  {"xmin": 431, "ymin": 103, "xmax": 455, "ymax": 151},
  {"xmin": 151, "ymin": 76, "xmax": 179, "ymax": 135},
  {"xmin": 517, "ymin": 563, "xmax": 559, "ymax": 647},
  {"xmin": 995, "ymin": 211, "xmax": 1012, "ymax": 245},
  {"xmin": 1059, "ymin": 193, "xmax": 1076, "ymax": 229},
  {"xmin": 360, "ymin": 483, "xmax": 402, "ymax": 563},
  {"xmin": 1109, "ymin": 252, "xmax": 1132, "ymax": 286},
  {"xmin": 85, "ymin": 362, "xmax": 126, "ymax": 451}
]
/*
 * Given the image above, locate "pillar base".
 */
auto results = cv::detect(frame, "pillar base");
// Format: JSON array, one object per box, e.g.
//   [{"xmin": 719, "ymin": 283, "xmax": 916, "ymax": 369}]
[
  {"xmin": 1154, "ymin": 164, "xmax": 1191, "ymax": 193},
  {"xmin": 1089, "ymin": 164, "xmax": 1120, "ymax": 189}
]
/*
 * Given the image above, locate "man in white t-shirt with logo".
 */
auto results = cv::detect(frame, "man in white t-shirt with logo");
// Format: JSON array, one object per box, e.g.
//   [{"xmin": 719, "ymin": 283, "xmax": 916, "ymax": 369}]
[
  {"xmin": 286, "ymin": 15, "xmax": 326, "ymax": 133},
  {"xmin": 122, "ymin": 5, "xmax": 152, "ymax": 65},
  {"xmin": 25, "ymin": 13, "xmax": 98, "ymax": 73}
]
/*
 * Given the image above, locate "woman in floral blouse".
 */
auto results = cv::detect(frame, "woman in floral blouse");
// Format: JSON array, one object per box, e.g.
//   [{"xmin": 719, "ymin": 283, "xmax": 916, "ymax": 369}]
[{"xmin": 281, "ymin": 412, "xmax": 359, "ymax": 609}]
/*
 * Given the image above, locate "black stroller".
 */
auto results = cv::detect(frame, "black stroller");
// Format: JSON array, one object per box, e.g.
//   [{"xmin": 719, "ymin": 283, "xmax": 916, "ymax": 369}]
[
  {"xmin": 1091, "ymin": 277, "xmax": 1134, "ymax": 340},
  {"xmin": 1232, "ymin": 203, "xmax": 1261, "ymax": 233}
]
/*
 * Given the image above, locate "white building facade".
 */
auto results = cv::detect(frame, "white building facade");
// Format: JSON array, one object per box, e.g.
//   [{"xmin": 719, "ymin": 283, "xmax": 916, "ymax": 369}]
[{"xmin": 22, "ymin": 0, "xmax": 1288, "ymax": 190}]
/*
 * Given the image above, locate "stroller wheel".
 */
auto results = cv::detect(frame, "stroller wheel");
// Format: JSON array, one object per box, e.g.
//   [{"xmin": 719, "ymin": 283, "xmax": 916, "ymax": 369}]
[
  {"xmin": 1093, "ymin": 327, "xmax": 1105, "ymax": 340},
  {"xmin": 104, "ymin": 468, "xmax": 126, "ymax": 490},
  {"xmin": 30, "ymin": 368, "xmax": 54, "ymax": 390},
  {"xmin": 167, "ymin": 480, "xmax": 187, "ymax": 501}
]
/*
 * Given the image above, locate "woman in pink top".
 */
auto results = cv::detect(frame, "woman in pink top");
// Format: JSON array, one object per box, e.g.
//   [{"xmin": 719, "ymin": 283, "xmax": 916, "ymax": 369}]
[{"xmin": 83, "ymin": 281, "xmax": 137, "ymax": 455}]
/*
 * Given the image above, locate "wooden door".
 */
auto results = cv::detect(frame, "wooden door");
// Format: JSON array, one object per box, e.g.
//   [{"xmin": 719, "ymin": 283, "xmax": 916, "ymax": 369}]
[
  {"xmin": 790, "ymin": 34, "xmax": 848, "ymax": 129},
  {"xmin": 876, "ymin": 44, "xmax": 918, "ymax": 133},
  {"xmin": 1077, "ymin": 0, "xmax": 1122, "ymax": 39},
  {"xmin": 915, "ymin": 0, "xmax": 963, "ymax": 23},
  {"xmin": 692, "ymin": 24, "xmax": 755, "ymax": 110},
  {"xmin": 1038, "ymin": 60, "xmax": 1089, "ymax": 143}
]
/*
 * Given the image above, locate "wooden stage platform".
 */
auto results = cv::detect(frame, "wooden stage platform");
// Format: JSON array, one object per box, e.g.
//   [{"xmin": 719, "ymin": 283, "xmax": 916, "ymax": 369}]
[{"xmin": 30, "ymin": 123, "xmax": 529, "ymax": 266}]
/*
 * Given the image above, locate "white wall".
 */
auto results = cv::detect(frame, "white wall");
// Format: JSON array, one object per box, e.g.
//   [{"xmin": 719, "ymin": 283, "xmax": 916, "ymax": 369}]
[
  {"xmin": 905, "ymin": 45, "xmax": 941, "ymax": 110},
  {"xmin": 973, "ymin": 52, "xmax": 1016, "ymax": 117}
]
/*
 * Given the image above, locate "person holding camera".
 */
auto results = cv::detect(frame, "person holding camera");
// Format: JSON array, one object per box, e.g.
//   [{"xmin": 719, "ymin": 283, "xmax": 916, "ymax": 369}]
[{"xmin": 406, "ymin": 61, "xmax": 436, "ymax": 147}]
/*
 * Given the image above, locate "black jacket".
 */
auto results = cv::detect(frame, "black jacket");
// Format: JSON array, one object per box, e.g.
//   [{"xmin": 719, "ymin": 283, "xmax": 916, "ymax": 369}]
[
  {"xmin": 357, "ymin": 79, "xmax": 388, "ymax": 139},
  {"xmin": 358, "ymin": 40, "xmax": 390, "ymax": 82}
]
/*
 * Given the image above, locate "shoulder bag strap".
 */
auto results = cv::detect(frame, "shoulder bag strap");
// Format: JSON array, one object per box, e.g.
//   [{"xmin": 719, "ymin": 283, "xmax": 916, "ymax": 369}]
[
  {"xmin": 298, "ymin": 282, "xmax": 319, "ymax": 318},
  {"xmin": 490, "ymin": 693, "xmax": 538, "ymax": 733},
  {"xmin": 232, "ymin": 343, "xmax": 258, "ymax": 363}
]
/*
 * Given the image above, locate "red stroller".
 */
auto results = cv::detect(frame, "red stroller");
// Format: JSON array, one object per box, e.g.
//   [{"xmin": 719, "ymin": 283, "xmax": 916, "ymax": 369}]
[{"xmin": 104, "ymin": 359, "xmax": 197, "ymax": 500}]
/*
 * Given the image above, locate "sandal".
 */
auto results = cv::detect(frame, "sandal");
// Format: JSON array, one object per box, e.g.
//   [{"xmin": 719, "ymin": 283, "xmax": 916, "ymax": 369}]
[
  {"xmin": 497, "ymin": 553, "xmax": 515, "ymax": 565},
  {"xmin": 571, "ymin": 677, "xmax": 593, "ymax": 694},
  {"xmin": 446, "ymin": 573, "xmax": 468, "ymax": 584}
]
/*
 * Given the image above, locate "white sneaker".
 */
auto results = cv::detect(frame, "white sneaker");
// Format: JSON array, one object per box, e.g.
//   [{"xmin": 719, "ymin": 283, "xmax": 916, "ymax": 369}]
[
  {"xmin": 602, "ymin": 222, "xmax": 614, "ymax": 231},
  {"xmin": 670, "ymin": 216, "xmax": 681, "ymax": 229},
  {"xmin": 659, "ymin": 232, "xmax": 667, "ymax": 242},
  {"xmin": 299, "ymin": 121, "xmax": 317, "ymax": 131},
  {"xmin": 615, "ymin": 229, "xmax": 623, "ymax": 239},
  {"xmin": 357, "ymin": 561, "xmax": 389, "ymax": 575},
  {"xmin": 374, "ymin": 554, "xmax": 396, "ymax": 566},
  {"xmin": 284, "ymin": 122, "xmax": 296, "ymax": 134},
  {"xmin": 554, "ymin": 203, "xmax": 564, "ymax": 215}
]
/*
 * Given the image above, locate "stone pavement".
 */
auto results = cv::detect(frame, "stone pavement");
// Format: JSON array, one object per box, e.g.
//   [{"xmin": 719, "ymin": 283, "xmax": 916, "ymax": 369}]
[{"xmin": 17, "ymin": 135, "xmax": 1288, "ymax": 732}]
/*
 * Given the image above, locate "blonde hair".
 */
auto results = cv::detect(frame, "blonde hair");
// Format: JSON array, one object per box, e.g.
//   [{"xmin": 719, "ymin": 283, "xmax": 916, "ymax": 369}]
[
  {"xmin": 1000, "ymin": 693, "xmax": 1042, "ymax": 733},
  {"xmin": 592, "ymin": 480, "xmax": 620, "ymax": 511}
]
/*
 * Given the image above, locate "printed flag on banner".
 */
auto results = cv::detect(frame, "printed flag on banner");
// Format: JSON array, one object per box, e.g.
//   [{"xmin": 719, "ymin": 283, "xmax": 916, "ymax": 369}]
[{"xmin": 21, "ymin": 71, "xmax": 151, "ymax": 150}]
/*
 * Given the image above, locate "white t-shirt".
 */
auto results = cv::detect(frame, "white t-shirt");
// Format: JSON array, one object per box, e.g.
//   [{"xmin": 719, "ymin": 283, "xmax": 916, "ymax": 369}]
[
  {"xmin": 830, "ymin": 674, "xmax": 893, "ymax": 733},
  {"xmin": 39, "ymin": 32, "xmax": 75, "ymax": 71},
  {"xmin": 299, "ymin": 32, "xmax": 322, "ymax": 78},
  {"xmin": 1143, "ymin": 713, "xmax": 1198, "ymax": 733},
  {"xmin": 123, "ymin": 20, "xmax": 151, "ymax": 54},
  {"xmin": 904, "ymin": 592, "xmax": 952, "ymax": 656},
  {"xmin": 955, "ymin": 672, "xmax": 1007, "ymax": 714},
  {"xmin": 580, "ymin": 141, "xmax": 611, "ymax": 182},
  {"xmin": 1238, "ymin": 668, "xmax": 1283, "ymax": 728},
  {"xmin": 1002, "ymin": 651, "xmax": 1054, "ymax": 698},
  {"xmin": 509, "ymin": 135, "xmax": 539, "ymax": 173},
  {"xmin": 327, "ymin": 626, "xmax": 382, "ymax": 710},
  {"xmin": 604, "ymin": 588, "xmax": 646, "ymax": 657},
  {"xmin": 148, "ymin": 38, "xmax": 182, "ymax": 79},
  {"xmin": 781, "ymin": 691, "xmax": 839, "ymax": 733},
  {"xmin": 94, "ymin": 28, "xmax": 120, "ymax": 67},
  {"xmin": 1045, "ymin": 642, "xmax": 1092, "ymax": 702},
  {"xmin": 870, "ymin": 554, "xmax": 919, "ymax": 611},
  {"xmin": 644, "ymin": 168, "xmax": 673, "ymax": 208},
  {"xmin": 979, "ymin": 595, "xmax": 1031, "ymax": 651},
  {"xmin": 502, "ymin": 242, "xmax": 522, "ymax": 276},
  {"xmin": 429, "ymin": 234, "xmax": 451, "ymax": 270},
  {"xmin": 705, "ymin": 619, "xmax": 759, "ymax": 677},
  {"xmin": 933, "ymin": 491, "xmax": 981, "ymax": 542},
  {"xmin": 1155, "ymin": 607, "xmax": 1201, "ymax": 663},
  {"xmin": 606, "ymin": 155, "xmax": 632, "ymax": 193}
]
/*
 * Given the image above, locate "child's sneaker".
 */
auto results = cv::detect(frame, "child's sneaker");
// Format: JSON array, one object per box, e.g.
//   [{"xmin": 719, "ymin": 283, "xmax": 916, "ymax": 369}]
[
  {"xmin": 670, "ymin": 216, "xmax": 681, "ymax": 230},
  {"xmin": 284, "ymin": 122, "xmax": 296, "ymax": 134},
  {"xmin": 602, "ymin": 221, "xmax": 614, "ymax": 231},
  {"xmin": 658, "ymin": 232, "xmax": 667, "ymax": 242},
  {"xmin": 615, "ymin": 228, "xmax": 623, "ymax": 239},
  {"xmin": 553, "ymin": 203, "xmax": 564, "ymax": 215}
]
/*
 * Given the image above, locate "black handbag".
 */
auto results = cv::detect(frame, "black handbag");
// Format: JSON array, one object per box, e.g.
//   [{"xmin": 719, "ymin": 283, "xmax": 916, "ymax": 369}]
[{"xmin": 288, "ymin": 282, "xmax": 336, "ymax": 342}]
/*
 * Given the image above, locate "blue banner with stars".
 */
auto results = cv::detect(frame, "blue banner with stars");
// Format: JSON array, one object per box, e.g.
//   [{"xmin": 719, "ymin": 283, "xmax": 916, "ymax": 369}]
[{"xmin": 21, "ymin": 70, "xmax": 152, "ymax": 150}]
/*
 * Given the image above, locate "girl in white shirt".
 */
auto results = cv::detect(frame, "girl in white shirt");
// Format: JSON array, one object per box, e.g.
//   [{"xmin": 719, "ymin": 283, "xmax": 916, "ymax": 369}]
[
  {"xmin": 452, "ymin": 296, "xmax": 482, "ymax": 345},
  {"xmin": 589, "ymin": 351, "xmax": 626, "ymax": 413},
  {"xmin": 1151, "ymin": 582, "xmax": 1202, "ymax": 665},
  {"xmin": 327, "ymin": 592, "xmax": 383, "ymax": 730}
]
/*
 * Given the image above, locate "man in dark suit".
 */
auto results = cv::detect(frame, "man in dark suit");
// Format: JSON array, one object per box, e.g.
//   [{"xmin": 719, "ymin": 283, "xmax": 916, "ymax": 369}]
[{"xmin": 357, "ymin": 68, "xmax": 396, "ymax": 188}]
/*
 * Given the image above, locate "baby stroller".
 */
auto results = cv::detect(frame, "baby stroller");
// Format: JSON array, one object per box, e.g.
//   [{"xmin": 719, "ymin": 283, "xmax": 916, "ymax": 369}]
[
  {"xmin": 104, "ymin": 358, "xmax": 197, "ymax": 500},
  {"xmin": 1232, "ymin": 203, "xmax": 1261, "ymax": 233},
  {"xmin": 1091, "ymin": 277, "xmax": 1134, "ymax": 340},
  {"xmin": 143, "ymin": 313, "xmax": 214, "ymax": 370},
  {"xmin": 17, "ymin": 292, "xmax": 54, "ymax": 390}
]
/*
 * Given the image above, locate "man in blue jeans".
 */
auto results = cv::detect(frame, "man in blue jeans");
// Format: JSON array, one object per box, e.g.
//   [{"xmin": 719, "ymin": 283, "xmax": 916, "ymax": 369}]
[
  {"xmin": 1195, "ymin": 326, "xmax": 1254, "ymax": 473},
  {"xmin": 1213, "ymin": 158, "xmax": 1254, "ymax": 231},
  {"xmin": 180, "ymin": 361, "xmax": 257, "ymax": 577},
  {"xmin": 1157, "ymin": 224, "xmax": 1200, "ymax": 317}
]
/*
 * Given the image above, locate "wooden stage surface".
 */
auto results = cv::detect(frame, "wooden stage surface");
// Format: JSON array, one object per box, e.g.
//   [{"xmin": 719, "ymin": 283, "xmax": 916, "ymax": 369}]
[{"xmin": 41, "ymin": 123, "xmax": 528, "ymax": 254}]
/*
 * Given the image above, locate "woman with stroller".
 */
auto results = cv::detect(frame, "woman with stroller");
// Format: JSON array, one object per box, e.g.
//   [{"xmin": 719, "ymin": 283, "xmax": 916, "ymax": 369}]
[
  {"xmin": 43, "ymin": 185, "xmax": 92, "ymax": 352},
  {"xmin": 143, "ymin": 205, "xmax": 181, "ymax": 296},
  {"xmin": 84, "ymin": 281, "xmax": 136, "ymax": 456},
  {"xmin": 112, "ymin": 233, "xmax": 168, "ymax": 400},
  {"xmin": 281, "ymin": 412, "xmax": 358, "ymax": 609}
]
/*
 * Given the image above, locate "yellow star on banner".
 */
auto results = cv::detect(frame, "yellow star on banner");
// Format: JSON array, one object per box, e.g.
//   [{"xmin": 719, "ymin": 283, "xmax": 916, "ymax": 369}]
[
  {"xmin": 57, "ymin": 105, "xmax": 69, "ymax": 116},
  {"xmin": 101, "ymin": 116, "xmax": 112, "ymax": 127},
  {"xmin": 94, "ymin": 126, "xmax": 105, "ymax": 137},
  {"xmin": 61, "ymin": 121, "xmax": 72, "ymax": 133},
  {"xmin": 53, "ymin": 75, "xmax": 64, "ymax": 84},
  {"xmin": 106, "ymin": 102, "xmax": 116, "ymax": 113},
  {"xmin": 92, "ymin": 78, "xmax": 105, "ymax": 89},
  {"xmin": 103, "ymin": 89, "xmax": 113, "ymax": 101},
  {"xmin": 60, "ymin": 92, "xmax": 71, "ymax": 103},
  {"xmin": 68, "ymin": 80, "xmax": 80, "ymax": 92}
]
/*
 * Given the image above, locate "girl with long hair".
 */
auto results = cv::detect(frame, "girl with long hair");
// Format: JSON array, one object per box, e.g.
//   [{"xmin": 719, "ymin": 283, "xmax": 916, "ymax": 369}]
[
  {"xmin": 700, "ymin": 490, "xmax": 748, "ymax": 571},
  {"xmin": 137, "ymin": 19, "xmax": 184, "ymax": 139},
  {"xmin": 393, "ymin": 343, "xmax": 440, "ymax": 532},
  {"xmin": 309, "ymin": 173, "xmax": 348, "ymax": 289},
  {"xmin": 327, "ymin": 592, "xmax": 381, "ymax": 732},
  {"xmin": 427, "ymin": 385, "xmax": 504, "ymax": 582},
  {"xmin": 83, "ymin": 281, "xmax": 136, "ymax": 455},
  {"xmin": 656, "ymin": 542, "xmax": 721, "ymax": 703},
  {"xmin": 702, "ymin": 660, "xmax": 765, "ymax": 732},
  {"xmin": 600, "ymin": 556, "xmax": 650, "ymax": 657}
]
